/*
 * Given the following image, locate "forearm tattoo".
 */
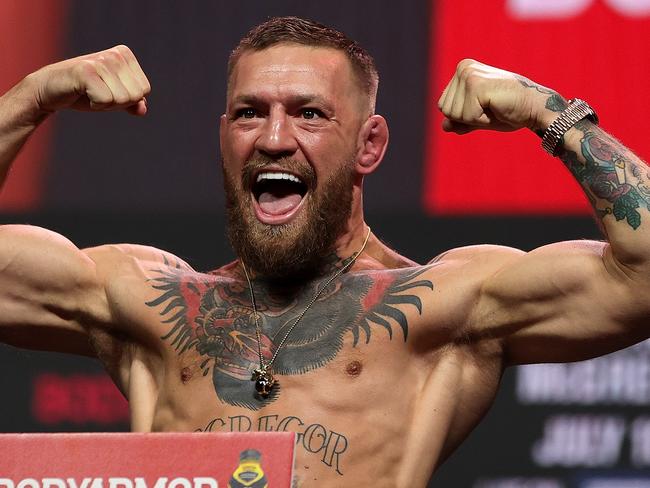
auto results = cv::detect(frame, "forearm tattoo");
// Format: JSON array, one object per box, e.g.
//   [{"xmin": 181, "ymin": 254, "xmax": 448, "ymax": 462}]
[
  {"xmin": 516, "ymin": 80, "xmax": 650, "ymax": 230},
  {"xmin": 559, "ymin": 120, "xmax": 650, "ymax": 230},
  {"xmin": 516, "ymin": 75, "xmax": 568, "ymax": 114}
]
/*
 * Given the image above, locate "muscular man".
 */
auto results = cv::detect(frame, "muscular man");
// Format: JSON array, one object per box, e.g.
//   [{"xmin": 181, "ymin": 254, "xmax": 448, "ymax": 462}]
[{"xmin": 1, "ymin": 16, "xmax": 649, "ymax": 487}]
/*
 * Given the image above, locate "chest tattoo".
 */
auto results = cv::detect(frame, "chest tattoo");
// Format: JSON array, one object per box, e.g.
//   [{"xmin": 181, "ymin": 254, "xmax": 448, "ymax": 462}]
[{"xmin": 145, "ymin": 260, "xmax": 433, "ymax": 410}]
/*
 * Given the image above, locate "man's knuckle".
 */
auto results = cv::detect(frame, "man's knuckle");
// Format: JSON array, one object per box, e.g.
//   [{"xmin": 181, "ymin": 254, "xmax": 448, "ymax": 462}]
[
  {"xmin": 456, "ymin": 58, "xmax": 475, "ymax": 72},
  {"xmin": 92, "ymin": 54, "xmax": 111, "ymax": 71},
  {"xmin": 100, "ymin": 50, "xmax": 123, "ymax": 68},
  {"xmin": 113, "ymin": 93, "xmax": 129, "ymax": 105},
  {"xmin": 465, "ymin": 72, "xmax": 481, "ymax": 88},
  {"xmin": 110, "ymin": 50, "xmax": 124, "ymax": 62},
  {"xmin": 74, "ymin": 59, "xmax": 98, "ymax": 79},
  {"xmin": 115, "ymin": 44, "xmax": 133, "ymax": 57},
  {"xmin": 93, "ymin": 94, "xmax": 112, "ymax": 105},
  {"xmin": 459, "ymin": 67, "xmax": 473, "ymax": 82},
  {"xmin": 461, "ymin": 65, "xmax": 484, "ymax": 84}
]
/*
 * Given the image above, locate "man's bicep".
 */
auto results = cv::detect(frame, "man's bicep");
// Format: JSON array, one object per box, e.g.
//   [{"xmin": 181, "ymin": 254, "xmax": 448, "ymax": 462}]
[
  {"xmin": 0, "ymin": 224, "xmax": 110, "ymax": 355},
  {"xmin": 474, "ymin": 240, "xmax": 647, "ymax": 366}
]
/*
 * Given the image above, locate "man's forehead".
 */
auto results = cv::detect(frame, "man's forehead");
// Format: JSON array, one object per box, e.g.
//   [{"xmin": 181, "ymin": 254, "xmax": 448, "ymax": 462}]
[{"xmin": 229, "ymin": 44, "xmax": 357, "ymax": 93}]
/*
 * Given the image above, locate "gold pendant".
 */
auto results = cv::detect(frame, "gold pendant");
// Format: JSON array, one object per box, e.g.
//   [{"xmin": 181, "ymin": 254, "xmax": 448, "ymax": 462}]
[{"xmin": 252, "ymin": 367, "xmax": 276, "ymax": 397}]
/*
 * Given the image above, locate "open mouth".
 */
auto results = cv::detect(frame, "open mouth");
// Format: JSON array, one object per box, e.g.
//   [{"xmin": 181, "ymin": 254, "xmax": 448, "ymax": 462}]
[{"xmin": 252, "ymin": 171, "xmax": 309, "ymax": 224}]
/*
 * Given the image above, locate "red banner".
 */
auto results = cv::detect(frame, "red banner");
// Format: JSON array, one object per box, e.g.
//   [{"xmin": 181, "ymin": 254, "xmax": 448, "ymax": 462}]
[
  {"xmin": 0, "ymin": 1, "xmax": 68, "ymax": 211},
  {"xmin": 424, "ymin": 0, "xmax": 650, "ymax": 214},
  {"xmin": 0, "ymin": 432, "xmax": 295, "ymax": 488}
]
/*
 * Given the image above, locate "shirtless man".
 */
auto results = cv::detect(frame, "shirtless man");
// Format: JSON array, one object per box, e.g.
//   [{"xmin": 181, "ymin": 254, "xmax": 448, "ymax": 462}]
[{"xmin": 1, "ymin": 16, "xmax": 649, "ymax": 487}]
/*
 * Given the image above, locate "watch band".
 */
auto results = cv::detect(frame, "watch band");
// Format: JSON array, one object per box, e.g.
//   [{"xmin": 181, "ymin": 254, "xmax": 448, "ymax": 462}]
[{"xmin": 541, "ymin": 98, "xmax": 599, "ymax": 157}]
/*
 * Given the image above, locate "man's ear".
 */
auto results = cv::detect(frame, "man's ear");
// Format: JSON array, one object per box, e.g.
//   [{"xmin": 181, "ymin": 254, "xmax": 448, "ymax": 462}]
[
  {"xmin": 355, "ymin": 115, "xmax": 389, "ymax": 175},
  {"xmin": 219, "ymin": 114, "xmax": 227, "ymax": 156}
]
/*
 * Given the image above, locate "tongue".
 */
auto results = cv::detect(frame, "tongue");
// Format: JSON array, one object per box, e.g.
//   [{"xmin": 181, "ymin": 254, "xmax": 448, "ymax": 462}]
[{"xmin": 258, "ymin": 191, "xmax": 302, "ymax": 215}]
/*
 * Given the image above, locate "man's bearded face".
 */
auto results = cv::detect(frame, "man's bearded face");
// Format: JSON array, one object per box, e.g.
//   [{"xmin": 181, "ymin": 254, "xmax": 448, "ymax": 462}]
[{"xmin": 224, "ymin": 156, "xmax": 355, "ymax": 280}]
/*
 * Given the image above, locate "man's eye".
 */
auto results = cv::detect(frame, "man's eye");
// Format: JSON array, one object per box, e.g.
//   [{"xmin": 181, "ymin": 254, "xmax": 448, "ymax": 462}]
[
  {"xmin": 301, "ymin": 109, "xmax": 321, "ymax": 120},
  {"xmin": 237, "ymin": 108, "xmax": 257, "ymax": 119}
]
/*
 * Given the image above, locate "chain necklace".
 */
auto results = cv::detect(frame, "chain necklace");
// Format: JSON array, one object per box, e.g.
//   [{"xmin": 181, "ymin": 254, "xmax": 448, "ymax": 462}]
[{"xmin": 241, "ymin": 226, "xmax": 372, "ymax": 397}]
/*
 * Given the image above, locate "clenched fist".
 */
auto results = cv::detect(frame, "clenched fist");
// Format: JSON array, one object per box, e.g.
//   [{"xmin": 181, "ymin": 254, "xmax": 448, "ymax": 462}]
[
  {"xmin": 25, "ymin": 45, "xmax": 151, "ymax": 117},
  {"xmin": 438, "ymin": 59, "xmax": 566, "ymax": 135}
]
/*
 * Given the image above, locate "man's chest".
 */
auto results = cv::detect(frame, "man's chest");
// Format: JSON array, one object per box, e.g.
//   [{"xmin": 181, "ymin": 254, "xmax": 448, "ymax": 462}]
[
  {"xmin": 154, "ymin": 337, "xmax": 426, "ymax": 480},
  {"xmin": 106, "ymin": 259, "xmax": 499, "ymax": 483},
  {"xmin": 141, "ymin": 264, "xmax": 441, "ymax": 410}
]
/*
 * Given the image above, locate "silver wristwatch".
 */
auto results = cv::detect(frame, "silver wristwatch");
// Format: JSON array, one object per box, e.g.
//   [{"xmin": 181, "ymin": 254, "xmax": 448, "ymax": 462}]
[{"xmin": 541, "ymin": 98, "xmax": 599, "ymax": 156}]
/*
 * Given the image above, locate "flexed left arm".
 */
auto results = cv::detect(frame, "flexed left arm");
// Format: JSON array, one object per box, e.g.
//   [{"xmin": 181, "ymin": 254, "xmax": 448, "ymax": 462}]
[{"xmin": 439, "ymin": 59, "xmax": 650, "ymax": 364}]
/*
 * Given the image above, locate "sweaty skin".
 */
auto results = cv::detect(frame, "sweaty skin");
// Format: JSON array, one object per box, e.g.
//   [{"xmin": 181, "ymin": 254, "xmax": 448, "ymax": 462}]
[{"xmin": 2, "ymin": 41, "xmax": 650, "ymax": 488}]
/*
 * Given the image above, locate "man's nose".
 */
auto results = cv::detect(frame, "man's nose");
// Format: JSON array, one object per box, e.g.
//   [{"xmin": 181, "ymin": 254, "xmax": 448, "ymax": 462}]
[{"xmin": 255, "ymin": 111, "xmax": 298, "ymax": 158}]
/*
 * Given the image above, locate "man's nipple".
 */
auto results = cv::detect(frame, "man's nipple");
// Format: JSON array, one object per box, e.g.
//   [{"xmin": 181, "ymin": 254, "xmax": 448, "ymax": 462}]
[
  {"xmin": 181, "ymin": 367, "xmax": 193, "ymax": 383},
  {"xmin": 345, "ymin": 360, "xmax": 363, "ymax": 377}
]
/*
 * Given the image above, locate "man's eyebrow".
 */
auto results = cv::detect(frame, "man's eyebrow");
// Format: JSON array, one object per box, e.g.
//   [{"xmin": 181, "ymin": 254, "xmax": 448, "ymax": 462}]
[
  {"xmin": 230, "ymin": 93, "xmax": 333, "ymax": 109},
  {"xmin": 286, "ymin": 94, "xmax": 331, "ymax": 107},
  {"xmin": 230, "ymin": 94, "xmax": 261, "ymax": 106}
]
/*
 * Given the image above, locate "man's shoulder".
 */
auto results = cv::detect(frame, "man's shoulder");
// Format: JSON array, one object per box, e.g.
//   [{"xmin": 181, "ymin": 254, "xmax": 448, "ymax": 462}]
[
  {"xmin": 429, "ymin": 244, "xmax": 525, "ymax": 267},
  {"xmin": 82, "ymin": 246, "xmax": 242, "ymax": 290},
  {"xmin": 83, "ymin": 243, "xmax": 195, "ymax": 273}
]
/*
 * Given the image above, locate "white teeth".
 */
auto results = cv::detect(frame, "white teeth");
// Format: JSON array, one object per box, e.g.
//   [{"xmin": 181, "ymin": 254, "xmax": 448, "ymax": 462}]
[{"xmin": 256, "ymin": 172, "xmax": 302, "ymax": 184}]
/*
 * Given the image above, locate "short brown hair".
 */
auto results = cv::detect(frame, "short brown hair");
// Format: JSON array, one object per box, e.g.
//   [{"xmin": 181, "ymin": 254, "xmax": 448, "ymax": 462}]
[{"xmin": 228, "ymin": 16, "xmax": 379, "ymax": 110}]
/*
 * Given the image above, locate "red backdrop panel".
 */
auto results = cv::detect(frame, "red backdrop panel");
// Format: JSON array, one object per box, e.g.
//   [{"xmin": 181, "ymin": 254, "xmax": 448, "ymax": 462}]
[
  {"xmin": 424, "ymin": 0, "xmax": 650, "ymax": 215},
  {"xmin": 0, "ymin": 1, "xmax": 68, "ymax": 211}
]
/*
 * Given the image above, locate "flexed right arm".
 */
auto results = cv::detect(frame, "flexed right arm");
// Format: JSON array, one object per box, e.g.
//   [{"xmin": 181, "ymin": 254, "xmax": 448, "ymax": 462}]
[
  {"xmin": 0, "ymin": 46, "xmax": 151, "ymax": 354},
  {"xmin": 0, "ymin": 45, "xmax": 150, "ymax": 186},
  {"xmin": 0, "ymin": 225, "xmax": 111, "ymax": 355}
]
